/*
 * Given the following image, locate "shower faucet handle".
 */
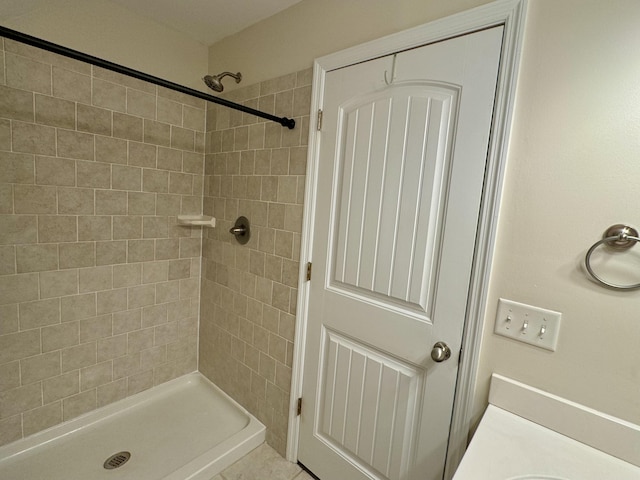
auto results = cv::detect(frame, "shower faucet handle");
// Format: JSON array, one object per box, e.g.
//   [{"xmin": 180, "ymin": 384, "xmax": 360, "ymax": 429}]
[{"xmin": 229, "ymin": 216, "xmax": 251, "ymax": 245}]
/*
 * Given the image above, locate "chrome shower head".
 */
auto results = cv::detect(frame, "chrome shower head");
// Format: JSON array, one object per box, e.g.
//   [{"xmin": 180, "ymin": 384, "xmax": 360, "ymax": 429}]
[{"xmin": 202, "ymin": 71, "xmax": 242, "ymax": 92}]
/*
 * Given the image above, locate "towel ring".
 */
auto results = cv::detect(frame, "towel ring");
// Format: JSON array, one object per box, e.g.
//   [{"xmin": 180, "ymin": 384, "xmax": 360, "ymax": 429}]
[{"xmin": 584, "ymin": 224, "xmax": 640, "ymax": 290}]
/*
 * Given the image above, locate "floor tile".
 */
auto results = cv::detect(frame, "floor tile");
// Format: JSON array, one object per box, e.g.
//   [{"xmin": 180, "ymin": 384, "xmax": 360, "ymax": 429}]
[
  {"xmin": 294, "ymin": 469, "xmax": 317, "ymax": 479},
  {"xmin": 217, "ymin": 443, "xmax": 302, "ymax": 480}
]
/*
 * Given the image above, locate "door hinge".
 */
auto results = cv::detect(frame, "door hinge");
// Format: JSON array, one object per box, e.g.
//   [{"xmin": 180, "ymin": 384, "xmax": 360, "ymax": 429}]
[
  {"xmin": 306, "ymin": 262, "xmax": 312, "ymax": 281},
  {"xmin": 297, "ymin": 397, "xmax": 302, "ymax": 416},
  {"xmin": 316, "ymin": 109, "xmax": 323, "ymax": 131}
]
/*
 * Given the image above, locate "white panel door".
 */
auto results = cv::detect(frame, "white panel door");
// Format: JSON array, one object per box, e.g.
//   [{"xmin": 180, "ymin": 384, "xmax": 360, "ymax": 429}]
[{"xmin": 298, "ymin": 27, "xmax": 503, "ymax": 480}]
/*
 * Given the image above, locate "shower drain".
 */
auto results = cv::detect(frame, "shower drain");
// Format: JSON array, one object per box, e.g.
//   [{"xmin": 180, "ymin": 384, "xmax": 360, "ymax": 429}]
[{"xmin": 103, "ymin": 451, "xmax": 131, "ymax": 470}]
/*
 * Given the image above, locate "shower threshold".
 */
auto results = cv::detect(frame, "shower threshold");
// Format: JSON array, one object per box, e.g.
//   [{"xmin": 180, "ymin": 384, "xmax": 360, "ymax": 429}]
[{"xmin": 0, "ymin": 373, "xmax": 265, "ymax": 479}]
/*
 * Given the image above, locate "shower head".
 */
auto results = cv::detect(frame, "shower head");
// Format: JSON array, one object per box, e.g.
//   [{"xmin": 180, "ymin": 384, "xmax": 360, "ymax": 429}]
[{"xmin": 202, "ymin": 71, "xmax": 242, "ymax": 92}]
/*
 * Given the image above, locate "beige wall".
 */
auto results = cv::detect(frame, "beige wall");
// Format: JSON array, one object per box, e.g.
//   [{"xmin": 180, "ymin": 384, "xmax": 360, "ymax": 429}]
[
  {"xmin": 208, "ymin": 0, "xmax": 640, "ymax": 431},
  {"xmin": 474, "ymin": 0, "xmax": 640, "ymax": 424},
  {"xmin": 1, "ymin": 0, "xmax": 208, "ymax": 90},
  {"xmin": 0, "ymin": 37, "xmax": 205, "ymax": 446},
  {"xmin": 208, "ymin": 0, "xmax": 487, "ymax": 88}
]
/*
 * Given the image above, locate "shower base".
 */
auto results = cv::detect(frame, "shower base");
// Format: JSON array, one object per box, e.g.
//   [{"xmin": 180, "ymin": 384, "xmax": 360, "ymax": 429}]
[{"xmin": 0, "ymin": 372, "xmax": 265, "ymax": 479}]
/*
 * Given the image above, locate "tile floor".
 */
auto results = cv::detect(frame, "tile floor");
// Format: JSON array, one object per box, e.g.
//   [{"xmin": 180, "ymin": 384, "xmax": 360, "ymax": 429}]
[{"xmin": 211, "ymin": 443, "xmax": 315, "ymax": 480}]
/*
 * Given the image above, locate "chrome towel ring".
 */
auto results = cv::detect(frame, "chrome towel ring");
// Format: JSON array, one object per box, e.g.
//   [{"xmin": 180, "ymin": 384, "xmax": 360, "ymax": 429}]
[{"xmin": 584, "ymin": 224, "xmax": 640, "ymax": 290}]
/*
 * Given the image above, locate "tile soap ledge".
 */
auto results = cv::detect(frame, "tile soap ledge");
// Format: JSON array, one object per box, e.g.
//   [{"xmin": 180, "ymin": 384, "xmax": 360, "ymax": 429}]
[{"xmin": 177, "ymin": 215, "xmax": 216, "ymax": 228}]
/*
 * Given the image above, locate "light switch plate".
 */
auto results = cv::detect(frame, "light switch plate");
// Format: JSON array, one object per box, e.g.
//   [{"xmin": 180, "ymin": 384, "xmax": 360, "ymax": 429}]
[{"xmin": 494, "ymin": 298, "xmax": 562, "ymax": 351}]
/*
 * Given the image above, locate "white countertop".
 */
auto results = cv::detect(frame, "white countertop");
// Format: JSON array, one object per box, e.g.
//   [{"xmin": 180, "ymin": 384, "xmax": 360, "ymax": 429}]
[
  {"xmin": 453, "ymin": 405, "xmax": 640, "ymax": 480},
  {"xmin": 453, "ymin": 374, "xmax": 640, "ymax": 480}
]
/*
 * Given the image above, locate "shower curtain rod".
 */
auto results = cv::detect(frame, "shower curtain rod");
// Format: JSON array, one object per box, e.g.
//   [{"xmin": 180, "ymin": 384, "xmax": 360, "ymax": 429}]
[{"xmin": 0, "ymin": 26, "xmax": 296, "ymax": 129}]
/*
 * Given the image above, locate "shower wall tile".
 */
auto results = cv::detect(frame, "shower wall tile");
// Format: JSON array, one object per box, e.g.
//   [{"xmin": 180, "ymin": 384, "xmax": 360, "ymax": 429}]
[
  {"xmin": 158, "ymin": 85, "xmax": 206, "ymax": 110},
  {"xmin": 40, "ymin": 269, "xmax": 79, "ymax": 299},
  {"xmin": 0, "ymin": 382, "xmax": 43, "ymax": 419},
  {"xmin": 0, "ymin": 330, "xmax": 41, "ymax": 365},
  {"xmin": 0, "ymin": 85, "xmax": 34, "ymax": 122},
  {"xmin": 92, "ymin": 78, "xmax": 127, "ymax": 112},
  {"xmin": 18, "ymin": 298, "xmax": 60, "ymax": 330},
  {"xmin": 22, "ymin": 400, "xmax": 62, "ymax": 437},
  {"xmin": 77, "ymin": 104, "xmax": 112, "ymax": 136},
  {"xmin": 143, "ymin": 120, "xmax": 171, "ymax": 147},
  {"xmin": 2, "ymin": 41, "xmax": 84, "ymax": 77},
  {"xmin": 0, "ymin": 305, "xmax": 18, "ymax": 337},
  {"xmin": 0, "ymin": 35, "xmax": 205, "ymax": 447},
  {"xmin": 96, "ymin": 377, "xmax": 127, "ymax": 408},
  {"xmin": 61, "ymin": 293, "xmax": 97, "ymax": 322},
  {"xmin": 78, "ymin": 216, "xmax": 112, "ymax": 241},
  {"xmin": 158, "ymin": 97, "xmax": 183, "ymax": 126},
  {"xmin": 0, "ymin": 246, "xmax": 16, "ymax": 276},
  {"xmin": 80, "ymin": 315, "xmax": 112, "ymax": 343},
  {"xmin": 113, "ymin": 113, "xmax": 143, "ymax": 142},
  {"xmin": 36, "ymin": 157, "xmax": 76, "ymax": 187},
  {"xmin": 157, "ymin": 147, "xmax": 182, "ymax": 171},
  {"xmin": 12, "ymin": 121, "xmax": 56, "ymax": 155},
  {"xmin": 58, "ymin": 187, "xmax": 95, "ymax": 215},
  {"xmin": 1, "ymin": 364, "xmax": 21, "ymax": 394},
  {"xmin": 60, "ymin": 345, "xmax": 96, "ymax": 375},
  {"xmin": 200, "ymin": 68, "xmax": 312, "ymax": 456},
  {"xmin": 0, "ymin": 185, "xmax": 12, "ymax": 215},
  {"xmin": 34, "ymin": 94, "xmax": 76, "ymax": 129},
  {"xmin": 127, "ymin": 89, "xmax": 157, "ymax": 120},
  {"xmin": 127, "ymin": 369, "xmax": 154, "ymax": 395},
  {"xmin": 41, "ymin": 322, "xmax": 79, "ymax": 353},
  {"xmin": 16, "ymin": 244, "xmax": 58, "ymax": 273},
  {"xmin": 0, "ymin": 152, "xmax": 35, "ymax": 184},
  {"xmin": 171, "ymin": 126, "xmax": 195, "ymax": 151},
  {"xmin": 0, "ymin": 273, "xmax": 40, "ymax": 305},
  {"xmin": 0, "ymin": 416, "xmax": 22, "ymax": 446},
  {"xmin": 0, "ymin": 46, "xmax": 4, "ymax": 88},
  {"xmin": 183, "ymin": 105, "xmax": 206, "ymax": 131},
  {"xmin": 95, "ymin": 240, "xmax": 125, "ymax": 267},
  {"xmin": 57, "ymin": 129, "xmax": 94, "ymax": 160},
  {"xmin": 95, "ymin": 135, "xmax": 128, "ymax": 165},
  {"xmin": 93, "ymin": 66, "xmax": 155, "ymax": 95},
  {"xmin": 14, "ymin": 185, "xmax": 56, "ymax": 214},
  {"xmin": 62, "ymin": 389, "xmax": 96, "ymax": 421},
  {"xmin": 20, "ymin": 351, "xmax": 61, "ymax": 385},
  {"xmin": 38, "ymin": 215, "xmax": 78, "ymax": 242},
  {"xmin": 53, "ymin": 67, "xmax": 91, "ymax": 104},
  {"xmin": 5, "ymin": 53, "xmax": 52, "ymax": 95}
]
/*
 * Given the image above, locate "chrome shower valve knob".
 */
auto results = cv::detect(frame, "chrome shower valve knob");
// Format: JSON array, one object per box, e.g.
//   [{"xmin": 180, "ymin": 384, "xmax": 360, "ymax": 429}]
[{"xmin": 229, "ymin": 216, "xmax": 251, "ymax": 245}]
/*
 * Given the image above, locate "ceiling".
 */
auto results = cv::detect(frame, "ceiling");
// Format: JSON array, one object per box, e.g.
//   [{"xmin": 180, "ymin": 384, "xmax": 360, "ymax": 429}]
[
  {"xmin": 1, "ymin": 0, "xmax": 303, "ymax": 46},
  {"xmin": 108, "ymin": 0, "xmax": 302, "ymax": 45}
]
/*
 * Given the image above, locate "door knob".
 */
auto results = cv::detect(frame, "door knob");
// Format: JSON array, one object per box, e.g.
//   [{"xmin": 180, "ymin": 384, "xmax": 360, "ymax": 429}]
[{"xmin": 431, "ymin": 341, "xmax": 451, "ymax": 362}]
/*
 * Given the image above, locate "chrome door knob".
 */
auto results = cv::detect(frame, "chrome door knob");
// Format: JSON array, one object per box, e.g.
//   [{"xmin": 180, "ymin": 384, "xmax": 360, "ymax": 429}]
[{"xmin": 431, "ymin": 342, "xmax": 451, "ymax": 362}]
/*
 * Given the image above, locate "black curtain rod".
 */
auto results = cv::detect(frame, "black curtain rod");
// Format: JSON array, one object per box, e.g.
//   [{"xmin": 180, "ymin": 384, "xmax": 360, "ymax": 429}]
[{"xmin": 0, "ymin": 25, "xmax": 295, "ymax": 129}]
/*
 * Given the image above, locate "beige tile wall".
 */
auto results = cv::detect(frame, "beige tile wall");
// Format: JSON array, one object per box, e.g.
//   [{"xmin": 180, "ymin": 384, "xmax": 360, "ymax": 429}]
[
  {"xmin": 200, "ymin": 70, "xmax": 312, "ymax": 455},
  {"xmin": 0, "ymin": 37, "xmax": 205, "ymax": 446}
]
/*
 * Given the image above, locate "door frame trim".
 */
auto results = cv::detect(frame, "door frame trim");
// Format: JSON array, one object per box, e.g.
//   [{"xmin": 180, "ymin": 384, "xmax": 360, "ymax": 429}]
[{"xmin": 287, "ymin": 1, "xmax": 528, "ymax": 477}]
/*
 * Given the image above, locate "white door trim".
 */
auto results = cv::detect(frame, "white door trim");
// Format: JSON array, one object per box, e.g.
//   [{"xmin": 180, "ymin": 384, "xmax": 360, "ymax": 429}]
[{"xmin": 287, "ymin": 1, "xmax": 528, "ymax": 478}]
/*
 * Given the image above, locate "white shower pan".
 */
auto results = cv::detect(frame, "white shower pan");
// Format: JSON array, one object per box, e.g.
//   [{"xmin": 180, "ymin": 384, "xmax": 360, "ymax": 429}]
[{"xmin": 0, "ymin": 373, "xmax": 265, "ymax": 479}]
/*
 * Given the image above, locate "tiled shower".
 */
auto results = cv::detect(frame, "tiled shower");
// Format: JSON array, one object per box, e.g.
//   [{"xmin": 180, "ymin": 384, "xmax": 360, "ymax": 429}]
[
  {"xmin": 0, "ymin": 36, "xmax": 312, "ymax": 456},
  {"xmin": 200, "ymin": 71, "xmax": 311, "ymax": 454}
]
